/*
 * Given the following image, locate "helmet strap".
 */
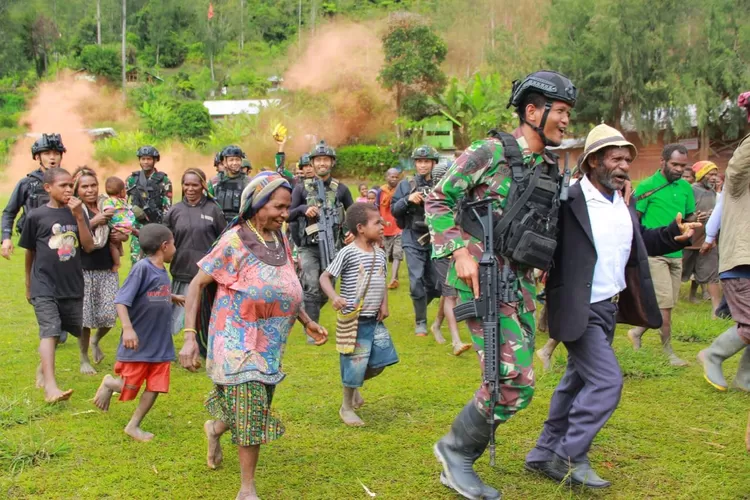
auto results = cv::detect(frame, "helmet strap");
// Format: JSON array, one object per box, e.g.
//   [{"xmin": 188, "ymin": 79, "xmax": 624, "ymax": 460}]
[{"xmin": 522, "ymin": 101, "xmax": 554, "ymax": 147}]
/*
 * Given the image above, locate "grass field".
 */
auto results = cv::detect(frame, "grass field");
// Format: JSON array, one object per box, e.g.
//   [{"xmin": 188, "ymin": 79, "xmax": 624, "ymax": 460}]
[{"xmin": 0, "ymin": 195, "xmax": 748, "ymax": 499}]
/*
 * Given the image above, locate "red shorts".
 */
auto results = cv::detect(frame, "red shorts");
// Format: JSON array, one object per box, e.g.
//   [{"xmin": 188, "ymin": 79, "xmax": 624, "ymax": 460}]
[{"xmin": 114, "ymin": 361, "xmax": 171, "ymax": 401}]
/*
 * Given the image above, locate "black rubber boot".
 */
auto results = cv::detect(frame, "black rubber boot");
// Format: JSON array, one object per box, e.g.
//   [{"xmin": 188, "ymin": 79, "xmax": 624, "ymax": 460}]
[{"xmin": 434, "ymin": 402, "xmax": 501, "ymax": 500}]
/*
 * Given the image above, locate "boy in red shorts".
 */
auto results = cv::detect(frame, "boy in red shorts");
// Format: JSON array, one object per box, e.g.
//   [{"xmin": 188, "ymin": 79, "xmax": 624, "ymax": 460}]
[{"xmin": 93, "ymin": 224, "xmax": 183, "ymax": 442}]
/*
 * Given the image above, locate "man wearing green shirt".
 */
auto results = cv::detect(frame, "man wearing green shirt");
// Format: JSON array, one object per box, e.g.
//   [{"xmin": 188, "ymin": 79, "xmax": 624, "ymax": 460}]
[{"xmin": 628, "ymin": 144, "xmax": 695, "ymax": 366}]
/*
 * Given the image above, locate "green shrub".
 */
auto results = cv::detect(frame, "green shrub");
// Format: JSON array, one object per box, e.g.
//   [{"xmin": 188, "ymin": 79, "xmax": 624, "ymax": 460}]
[
  {"xmin": 94, "ymin": 130, "xmax": 159, "ymax": 165},
  {"xmin": 168, "ymin": 101, "xmax": 212, "ymax": 140},
  {"xmin": 79, "ymin": 45, "xmax": 122, "ymax": 83},
  {"xmin": 336, "ymin": 145, "xmax": 400, "ymax": 177}
]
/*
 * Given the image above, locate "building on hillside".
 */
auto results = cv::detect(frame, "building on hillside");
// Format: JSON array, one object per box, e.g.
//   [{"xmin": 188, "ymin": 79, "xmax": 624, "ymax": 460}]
[
  {"xmin": 202, "ymin": 99, "xmax": 281, "ymax": 120},
  {"xmin": 554, "ymin": 106, "xmax": 749, "ymax": 180},
  {"xmin": 267, "ymin": 76, "xmax": 284, "ymax": 92}
]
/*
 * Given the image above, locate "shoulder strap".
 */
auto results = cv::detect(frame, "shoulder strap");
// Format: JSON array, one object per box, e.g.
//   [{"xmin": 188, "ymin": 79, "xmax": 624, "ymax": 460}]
[
  {"xmin": 359, "ymin": 251, "xmax": 378, "ymax": 302},
  {"xmin": 330, "ymin": 178, "xmax": 339, "ymax": 191},
  {"xmin": 150, "ymin": 171, "xmax": 166, "ymax": 182},
  {"xmin": 496, "ymin": 132, "xmax": 525, "ymax": 182},
  {"xmin": 408, "ymin": 177, "xmax": 417, "ymax": 192},
  {"xmin": 634, "ymin": 181, "xmax": 670, "ymax": 203}
]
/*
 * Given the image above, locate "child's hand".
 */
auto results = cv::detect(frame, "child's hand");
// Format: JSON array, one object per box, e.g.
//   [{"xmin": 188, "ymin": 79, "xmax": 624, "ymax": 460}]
[
  {"xmin": 25, "ymin": 287, "xmax": 31, "ymax": 304},
  {"xmin": 305, "ymin": 322, "xmax": 328, "ymax": 346},
  {"xmin": 344, "ymin": 232, "xmax": 355, "ymax": 245},
  {"xmin": 111, "ymin": 263, "xmax": 121, "ymax": 273},
  {"xmin": 377, "ymin": 303, "xmax": 389, "ymax": 322},
  {"xmin": 171, "ymin": 294, "xmax": 186, "ymax": 306},
  {"xmin": 67, "ymin": 196, "xmax": 84, "ymax": 217},
  {"xmin": 332, "ymin": 296, "xmax": 348, "ymax": 311},
  {"xmin": 122, "ymin": 327, "xmax": 139, "ymax": 350}
]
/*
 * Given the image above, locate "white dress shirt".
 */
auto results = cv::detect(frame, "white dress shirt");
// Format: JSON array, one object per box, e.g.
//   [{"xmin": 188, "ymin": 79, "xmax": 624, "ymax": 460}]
[{"xmin": 580, "ymin": 175, "xmax": 634, "ymax": 303}]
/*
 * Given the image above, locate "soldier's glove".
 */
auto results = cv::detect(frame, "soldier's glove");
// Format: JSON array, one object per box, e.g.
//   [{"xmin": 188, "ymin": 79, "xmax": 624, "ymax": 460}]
[{"xmin": 132, "ymin": 206, "xmax": 148, "ymax": 223}]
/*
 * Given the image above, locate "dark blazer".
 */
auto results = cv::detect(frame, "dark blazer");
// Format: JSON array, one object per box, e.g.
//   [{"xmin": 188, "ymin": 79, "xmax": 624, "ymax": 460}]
[{"xmin": 546, "ymin": 182, "xmax": 688, "ymax": 342}]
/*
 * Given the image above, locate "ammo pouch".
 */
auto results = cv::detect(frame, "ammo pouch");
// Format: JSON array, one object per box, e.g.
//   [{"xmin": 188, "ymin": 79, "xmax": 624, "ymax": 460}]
[{"xmin": 456, "ymin": 132, "xmax": 562, "ymax": 271}]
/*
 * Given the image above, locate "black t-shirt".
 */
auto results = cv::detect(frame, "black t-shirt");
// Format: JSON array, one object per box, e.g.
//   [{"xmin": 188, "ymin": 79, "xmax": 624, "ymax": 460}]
[
  {"xmin": 18, "ymin": 205, "xmax": 87, "ymax": 299},
  {"xmin": 81, "ymin": 245, "xmax": 114, "ymax": 271},
  {"xmin": 164, "ymin": 197, "xmax": 227, "ymax": 283}
]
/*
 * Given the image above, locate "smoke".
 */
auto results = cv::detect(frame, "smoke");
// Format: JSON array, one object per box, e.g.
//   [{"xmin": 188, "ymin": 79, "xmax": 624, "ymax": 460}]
[{"xmin": 281, "ymin": 20, "xmax": 396, "ymax": 155}]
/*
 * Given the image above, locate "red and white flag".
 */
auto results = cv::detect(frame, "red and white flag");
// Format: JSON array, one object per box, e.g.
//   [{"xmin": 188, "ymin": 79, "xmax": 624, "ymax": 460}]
[{"xmin": 208, "ymin": 2, "xmax": 214, "ymax": 20}]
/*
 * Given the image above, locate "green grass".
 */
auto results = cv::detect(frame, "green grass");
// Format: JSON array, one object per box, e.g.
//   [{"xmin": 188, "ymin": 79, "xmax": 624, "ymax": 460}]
[{"xmin": 0, "ymin": 194, "xmax": 748, "ymax": 498}]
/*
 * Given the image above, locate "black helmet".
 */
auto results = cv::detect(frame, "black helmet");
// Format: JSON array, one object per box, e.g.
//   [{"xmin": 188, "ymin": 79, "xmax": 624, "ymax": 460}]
[
  {"xmin": 309, "ymin": 140, "xmax": 336, "ymax": 160},
  {"xmin": 221, "ymin": 145, "xmax": 245, "ymax": 159},
  {"xmin": 214, "ymin": 152, "xmax": 223, "ymax": 166},
  {"xmin": 411, "ymin": 145, "xmax": 440, "ymax": 161},
  {"xmin": 298, "ymin": 153, "xmax": 311, "ymax": 167},
  {"xmin": 136, "ymin": 145, "xmax": 160, "ymax": 161},
  {"xmin": 31, "ymin": 133, "xmax": 66, "ymax": 158},
  {"xmin": 508, "ymin": 70, "xmax": 577, "ymax": 146},
  {"xmin": 508, "ymin": 70, "xmax": 577, "ymax": 109}
]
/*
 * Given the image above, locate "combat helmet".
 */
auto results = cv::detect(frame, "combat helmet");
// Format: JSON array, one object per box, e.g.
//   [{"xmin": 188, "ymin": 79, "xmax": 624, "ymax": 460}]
[
  {"xmin": 508, "ymin": 70, "xmax": 577, "ymax": 146},
  {"xmin": 221, "ymin": 145, "xmax": 246, "ymax": 159},
  {"xmin": 309, "ymin": 140, "xmax": 336, "ymax": 160},
  {"xmin": 136, "ymin": 145, "xmax": 160, "ymax": 161},
  {"xmin": 298, "ymin": 153, "xmax": 311, "ymax": 167},
  {"xmin": 411, "ymin": 145, "xmax": 440, "ymax": 162},
  {"xmin": 31, "ymin": 133, "xmax": 66, "ymax": 159},
  {"xmin": 214, "ymin": 152, "xmax": 223, "ymax": 166}
]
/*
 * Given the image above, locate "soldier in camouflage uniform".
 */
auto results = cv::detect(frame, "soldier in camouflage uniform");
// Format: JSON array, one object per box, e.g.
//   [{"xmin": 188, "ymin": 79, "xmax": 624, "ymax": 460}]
[
  {"xmin": 126, "ymin": 146, "xmax": 172, "ymax": 264},
  {"xmin": 288, "ymin": 140, "xmax": 353, "ymax": 332},
  {"xmin": 425, "ymin": 70, "xmax": 578, "ymax": 499}
]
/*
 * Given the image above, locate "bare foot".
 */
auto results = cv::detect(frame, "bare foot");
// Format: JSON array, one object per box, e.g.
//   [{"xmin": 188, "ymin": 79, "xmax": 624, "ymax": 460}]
[
  {"xmin": 536, "ymin": 347, "xmax": 552, "ymax": 371},
  {"xmin": 352, "ymin": 389, "xmax": 365, "ymax": 410},
  {"xmin": 36, "ymin": 364, "xmax": 44, "ymax": 389},
  {"xmin": 44, "ymin": 387, "xmax": 73, "ymax": 403},
  {"xmin": 91, "ymin": 342, "xmax": 105, "ymax": 365},
  {"xmin": 431, "ymin": 323, "xmax": 446, "ymax": 344},
  {"xmin": 339, "ymin": 406, "xmax": 365, "ymax": 427},
  {"xmin": 627, "ymin": 329, "xmax": 642, "ymax": 351},
  {"xmin": 80, "ymin": 361, "xmax": 97, "ymax": 375},
  {"xmin": 204, "ymin": 420, "xmax": 224, "ymax": 469},
  {"xmin": 93, "ymin": 375, "xmax": 115, "ymax": 411},
  {"xmin": 453, "ymin": 342, "xmax": 471, "ymax": 356},
  {"xmin": 124, "ymin": 425, "xmax": 155, "ymax": 442},
  {"xmin": 236, "ymin": 487, "xmax": 259, "ymax": 500}
]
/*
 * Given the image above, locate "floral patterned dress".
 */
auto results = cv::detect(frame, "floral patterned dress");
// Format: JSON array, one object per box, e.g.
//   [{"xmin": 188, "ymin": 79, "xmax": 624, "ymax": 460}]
[{"xmin": 199, "ymin": 227, "xmax": 303, "ymax": 386}]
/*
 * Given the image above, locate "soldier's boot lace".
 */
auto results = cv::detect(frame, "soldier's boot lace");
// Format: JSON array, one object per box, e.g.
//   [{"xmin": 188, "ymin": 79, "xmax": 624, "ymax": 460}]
[{"xmin": 434, "ymin": 401, "xmax": 501, "ymax": 500}]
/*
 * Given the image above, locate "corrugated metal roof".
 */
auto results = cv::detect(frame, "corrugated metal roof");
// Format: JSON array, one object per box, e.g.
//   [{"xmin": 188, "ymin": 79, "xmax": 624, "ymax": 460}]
[{"xmin": 202, "ymin": 99, "xmax": 281, "ymax": 117}]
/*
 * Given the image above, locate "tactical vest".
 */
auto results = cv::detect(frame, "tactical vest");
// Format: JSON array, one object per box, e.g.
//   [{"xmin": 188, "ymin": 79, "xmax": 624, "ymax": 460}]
[
  {"xmin": 401, "ymin": 176, "xmax": 432, "ymax": 234},
  {"xmin": 299, "ymin": 177, "xmax": 344, "ymax": 248},
  {"xmin": 128, "ymin": 171, "xmax": 168, "ymax": 224},
  {"xmin": 16, "ymin": 171, "xmax": 49, "ymax": 234},
  {"xmin": 457, "ymin": 132, "xmax": 564, "ymax": 271},
  {"xmin": 214, "ymin": 173, "xmax": 247, "ymax": 219}
]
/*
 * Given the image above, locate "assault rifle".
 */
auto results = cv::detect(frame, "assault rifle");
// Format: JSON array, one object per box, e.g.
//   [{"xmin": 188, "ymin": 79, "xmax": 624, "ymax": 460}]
[
  {"xmin": 315, "ymin": 178, "xmax": 337, "ymax": 270},
  {"xmin": 453, "ymin": 198, "xmax": 511, "ymax": 466},
  {"xmin": 560, "ymin": 152, "xmax": 571, "ymax": 202}
]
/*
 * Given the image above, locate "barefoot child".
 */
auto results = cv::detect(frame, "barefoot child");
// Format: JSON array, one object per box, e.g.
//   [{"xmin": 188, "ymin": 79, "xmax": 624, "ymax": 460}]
[
  {"xmin": 101, "ymin": 176, "xmax": 137, "ymax": 271},
  {"xmin": 18, "ymin": 167, "xmax": 96, "ymax": 402},
  {"xmin": 320, "ymin": 202, "xmax": 399, "ymax": 426},
  {"xmin": 93, "ymin": 224, "xmax": 184, "ymax": 441}
]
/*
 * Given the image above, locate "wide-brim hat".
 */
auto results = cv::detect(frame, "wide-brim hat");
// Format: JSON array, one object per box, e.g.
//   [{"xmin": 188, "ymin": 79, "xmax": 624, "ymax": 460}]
[{"xmin": 578, "ymin": 124, "xmax": 637, "ymax": 173}]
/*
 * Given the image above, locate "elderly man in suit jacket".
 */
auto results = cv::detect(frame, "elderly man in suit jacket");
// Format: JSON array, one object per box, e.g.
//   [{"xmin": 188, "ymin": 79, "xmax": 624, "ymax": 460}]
[{"xmin": 524, "ymin": 124, "xmax": 700, "ymax": 488}]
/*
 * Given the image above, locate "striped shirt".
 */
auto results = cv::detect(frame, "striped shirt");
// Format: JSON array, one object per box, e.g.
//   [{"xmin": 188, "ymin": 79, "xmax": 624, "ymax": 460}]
[{"xmin": 326, "ymin": 244, "xmax": 387, "ymax": 317}]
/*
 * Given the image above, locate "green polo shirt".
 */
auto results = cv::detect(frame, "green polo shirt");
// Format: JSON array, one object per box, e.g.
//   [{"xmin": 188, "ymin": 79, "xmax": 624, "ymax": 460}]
[{"xmin": 634, "ymin": 169, "xmax": 695, "ymax": 258}]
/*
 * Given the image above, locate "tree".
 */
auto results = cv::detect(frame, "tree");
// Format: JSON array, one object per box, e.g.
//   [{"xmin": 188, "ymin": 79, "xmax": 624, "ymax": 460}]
[
  {"xmin": 80, "ymin": 44, "xmax": 121, "ymax": 81},
  {"xmin": 378, "ymin": 13, "xmax": 447, "ymax": 118},
  {"xmin": 19, "ymin": 12, "xmax": 59, "ymax": 77}
]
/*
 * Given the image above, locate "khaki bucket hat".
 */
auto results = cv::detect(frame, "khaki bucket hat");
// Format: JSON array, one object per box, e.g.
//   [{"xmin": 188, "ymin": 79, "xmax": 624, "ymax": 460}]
[{"xmin": 578, "ymin": 124, "xmax": 637, "ymax": 173}]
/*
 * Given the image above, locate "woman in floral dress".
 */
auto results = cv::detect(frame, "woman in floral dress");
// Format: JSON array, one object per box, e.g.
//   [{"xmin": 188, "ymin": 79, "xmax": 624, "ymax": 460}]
[{"xmin": 179, "ymin": 172, "xmax": 327, "ymax": 500}]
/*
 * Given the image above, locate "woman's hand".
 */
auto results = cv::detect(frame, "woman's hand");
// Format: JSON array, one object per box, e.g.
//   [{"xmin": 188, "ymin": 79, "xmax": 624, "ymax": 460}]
[
  {"xmin": 90, "ymin": 209, "xmax": 114, "ymax": 228},
  {"xmin": 305, "ymin": 322, "xmax": 328, "ymax": 346},
  {"xmin": 109, "ymin": 229, "xmax": 129, "ymax": 244},
  {"xmin": 179, "ymin": 336, "xmax": 202, "ymax": 371},
  {"xmin": 171, "ymin": 294, "xmax": 186, "ymax": 306},
  {"xmin": 122, "ymin": 327, "xmax": 139, "ymax": 350}
]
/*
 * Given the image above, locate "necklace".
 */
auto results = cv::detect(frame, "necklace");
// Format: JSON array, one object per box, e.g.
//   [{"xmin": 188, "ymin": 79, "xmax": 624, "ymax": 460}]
[{"xmin": 246, "ymin": 220, "xmax": 279, "ymax": 248}]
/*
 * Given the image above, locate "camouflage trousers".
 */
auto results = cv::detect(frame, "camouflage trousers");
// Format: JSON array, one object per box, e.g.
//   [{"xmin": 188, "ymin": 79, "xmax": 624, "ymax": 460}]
[
  {"xmin": 129, "ymin": 234, "xmax": 144, "ymax": 265},
  {"xmin": 463, "ymin": 295, "xmax": 536, "ymax": 422}
]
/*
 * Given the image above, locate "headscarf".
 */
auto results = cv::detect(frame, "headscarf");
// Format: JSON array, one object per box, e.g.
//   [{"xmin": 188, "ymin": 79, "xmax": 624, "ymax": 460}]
[
  {"xmin": 182, "ymin": 167, "xmax": 213, "ymax": 199},
  {"xmin": 228, "ymin": 171, "xmax": 292, "ymax": 228}
]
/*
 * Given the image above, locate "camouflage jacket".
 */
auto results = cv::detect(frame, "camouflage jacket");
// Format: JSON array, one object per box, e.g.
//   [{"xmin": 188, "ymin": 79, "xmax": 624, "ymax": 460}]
[
  {"xmin": 125, "ymin": 169, "xmax": 173, "ymax": 226},
  {"xmin": 425, "ymin": 133, "xmax": 558, "ymax": 307}
]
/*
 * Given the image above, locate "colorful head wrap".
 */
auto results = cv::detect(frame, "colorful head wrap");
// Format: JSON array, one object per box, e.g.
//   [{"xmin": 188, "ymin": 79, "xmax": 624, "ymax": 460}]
[
  {"xmin": 238, "ymin": 172, "xmax": 292, "ymax": 221},
  {"xmin": 691, "ymin": 161, "xmax": 718, "ymax": 182}
]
